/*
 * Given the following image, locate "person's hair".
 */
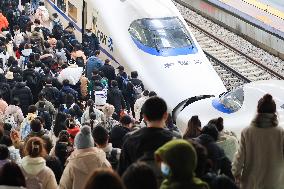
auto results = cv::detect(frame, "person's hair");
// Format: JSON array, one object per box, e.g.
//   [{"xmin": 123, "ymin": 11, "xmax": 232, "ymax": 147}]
[
  {"xmin": 0, "ymin": 135, "xmax": 12, "ymax": 147},
  {"xmin": 63, "ymin": 79, "xmax": 70, "ymax": 86},
  {"xmin": 183, "ymin": 115, "xmax": 201, "ymax": 139},
  {"xmin": 211, "ymin": 175, "xmax": 239, "ymax": 189},
  {"xmin": 52, "ymin": 13, "xmax": 58, "ymax": 18},
  {"xmin": 3, "ymin": 123, "xmax": 12, "ymax": 132},
  {"xmin": 45, "ymin": 156, "xmax": 63, "ymax": 184},
  {"xmin": 111, "ymin": 80, "xmax": 118, "ymax": 87},
  {"xmin": 130, "ymin": 71, "xmax": 138, "ymax": 78},
  {"xmin": 142, "ymin": 90, "xmax": 149, "ymax": 96},
  {"xmin": 28, "ymin": 105, "xmax": 37, "ymax": 113},
  {"xmin": 0, "ymin": 162, "xmax": 26, "ymax": 187},
  {"xmin": 95, "ymin": 50, "xmax": 100, "ymax": 56},
  {"xmin": 38, "ymin": 92, "xmax": 45, "ymax": 100},
  {"xmin": 30, "ymin": 118, "xmax": 42, "ymax": 132},
  {"xmin": 84, "ymin": 168, "xmax": 126, "ymax": 189},
  {"xmin": 257, "ymin": 94, "xmax": 276, "ymax": 114},
  {"xmin": 103, "ymin": 104, "xmax": 115, "ymax": 118},
  {"xmin": 105, "ymin": 59, "xmax": 110, "ymax": 64},
  {"xmin": 39, "ymin": 1, "xmax": 44, "ymax": 6},
  {"xmin": 89, "ymin": 112, "xmax": 97, "ymax": 130},
  {"xmin": 141, "ymin": 97, "xmax": 167, "ymax": 121},
  {"xmin": 0, "ymin": 144, "xmax": 9, "ymax": 160},
  {"xmin": 58, "ymin": 130, "xmax": 70, "ymax": 143},
  {"xmin": 120, "ymin": 115, "xmax": 132, "ymax": 125},
  {"xmin": 201, "ymin": 124, "xmax": 219, "ymax": 141},
  {"xmin": 148, "ymin": 91, "xmax": 157, "ymax": 97},
  {"xmin": 122, "ymin": 162, "xmax": 157, "ymax": 189},
  {"xmin": 34, "ymin": 18, "xmax": 40, "ymax": 24},
  {"xmin": 92, "ymin": 125, "xmax": 109, "ymax": 146},
  {"xmin": 13, "ymin": 25, "xmax": 20, "ymax": 31},
  {"xmin": 208, "ymin": 117, "xmax": 224, "ymax": 132},
  {"xmin": 24, "ymin": 137, "xmax": 47, "ymax": 158}
]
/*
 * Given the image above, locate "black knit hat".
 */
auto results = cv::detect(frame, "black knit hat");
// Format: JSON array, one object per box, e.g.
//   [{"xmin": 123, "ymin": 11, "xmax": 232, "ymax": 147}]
[{"xmin": 257, "ymin": 94, "xmax": 276, "ymax": 114}]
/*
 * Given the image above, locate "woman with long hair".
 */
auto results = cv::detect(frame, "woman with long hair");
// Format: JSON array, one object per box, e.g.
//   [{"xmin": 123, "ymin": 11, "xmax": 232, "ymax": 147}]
[{"xmin": 183, "ymin": 115, "xmax": 202, "ymax": 139}]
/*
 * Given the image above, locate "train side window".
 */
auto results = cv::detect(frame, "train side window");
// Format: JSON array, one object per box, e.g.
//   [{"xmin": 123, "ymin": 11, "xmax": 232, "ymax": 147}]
[
  {"xmin": 68, "ymin": 2, "xmax": 78, "ymax": 22},
  {"xmin": 57, "ymin": 0, "xmax": 66, "ymax": 12}
]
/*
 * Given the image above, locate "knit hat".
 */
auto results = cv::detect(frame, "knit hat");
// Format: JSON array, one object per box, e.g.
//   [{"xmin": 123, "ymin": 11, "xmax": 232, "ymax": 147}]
[
  {"xmin": 201, "ymin": 124, "xmax": 219, "ymax": 141},
  {"xmin": 74, "ymin": 126, "xmax": 94, "ymax": 149}
]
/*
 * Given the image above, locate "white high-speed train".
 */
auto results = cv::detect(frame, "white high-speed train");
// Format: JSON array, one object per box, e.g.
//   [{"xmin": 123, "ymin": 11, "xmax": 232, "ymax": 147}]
[{"xmin": 44, "ymin": 0, "xmax": 227, "ymax": 128}]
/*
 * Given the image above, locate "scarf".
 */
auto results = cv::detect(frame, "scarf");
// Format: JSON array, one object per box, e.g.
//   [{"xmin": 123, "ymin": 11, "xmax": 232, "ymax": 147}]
[{"xmin": 251, "ymin": 113, "xmax": 278, "ymax": 128}]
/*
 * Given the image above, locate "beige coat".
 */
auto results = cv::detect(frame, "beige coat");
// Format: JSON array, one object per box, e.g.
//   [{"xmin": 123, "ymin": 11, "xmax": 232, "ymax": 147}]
[
  {"xmin": 232, "ymin": 114, "xmax": 284, "ymax": 189},
  {"xmin": 58, "ymin": 147, "xmax": 111, "ymax": 189},
  {"xmin": 21, "ymin": 156, "xmax": 57, "ymax": 189}
]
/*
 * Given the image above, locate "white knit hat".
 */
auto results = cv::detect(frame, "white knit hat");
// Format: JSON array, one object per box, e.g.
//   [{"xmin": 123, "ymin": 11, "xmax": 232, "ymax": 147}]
[{"xmin": 74, "ymin": 126, "xmax": 94, "ymax": 149}]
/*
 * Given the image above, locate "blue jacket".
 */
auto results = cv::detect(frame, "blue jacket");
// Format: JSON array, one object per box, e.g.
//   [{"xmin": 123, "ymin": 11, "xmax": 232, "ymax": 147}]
[{"xmin": 86, "ymin": 56, "xmax": 104, "ymax": 80}]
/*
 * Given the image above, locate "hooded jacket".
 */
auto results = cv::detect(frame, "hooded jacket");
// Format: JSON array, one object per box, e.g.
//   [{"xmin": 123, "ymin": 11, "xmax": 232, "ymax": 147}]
[
  {"xmin": 155, "ymin": 139, "xmax": 209, "ymax": 189},
  {"xmin": 232, "ymin": 113, "xmax": 284, "ymax": 189},
  {"xmin": 0, "ymin": 13, "xmax": 8, "ymax": 31},
  {"xmin": 58, "ymin": 147, "xmax": 111, "ymax": 189},
  {"xmin": 107, "ymin": 86, "xmax": 126, "ymax": 114},
  {"xmin": 21, "ymin": 156, "xmax": 57, "ymax": 189}
]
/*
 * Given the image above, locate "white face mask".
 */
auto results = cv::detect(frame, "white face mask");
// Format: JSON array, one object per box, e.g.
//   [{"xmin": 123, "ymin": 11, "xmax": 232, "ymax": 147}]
[
  {"xmin": 86, "ymin": 32, "xmax": 92, "ymax": 37},
  {"xmin": 161, "ymin": 162, "xmax": 170, "ymax": 177},
  {"xmin": 15, "ymin": 30, "xmax": 20, "ymax": 34}
]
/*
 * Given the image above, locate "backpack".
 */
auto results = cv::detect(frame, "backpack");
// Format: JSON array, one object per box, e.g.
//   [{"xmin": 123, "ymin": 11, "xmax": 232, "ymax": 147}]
[
  {"xmin": 121, "ymin": 76, "xmax": 129, "ymax": 92},
  {"xmin": 4, "ymin": 114, "xmax": 17, "ymax": 129},
  {"xmin": 26, "ymin": 73, "xmax": 38, "ymax": 86},
  {"xmin": 21, "ymin": 167, "xmax": 46, "ymax": 189},
  {"xmin": 106, "ymin": 148, "xmax": 119, "ymax": 169}
]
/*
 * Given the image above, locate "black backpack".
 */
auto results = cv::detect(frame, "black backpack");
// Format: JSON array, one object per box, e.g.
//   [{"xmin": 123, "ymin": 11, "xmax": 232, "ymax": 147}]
[
  {"xmin": 26, "ymin": 73, "xmax": 38, "ymax": 86},
  {"xmin": 52, "ymin": 22, "xmax": 64, "ymax": 40},
  {"xmin": 38, "ymin": 109, "xmax": 52, "ymax": 130},
  {"xmin": 40, "ymin": 27, "xmax": 51, "ymax": 40}
]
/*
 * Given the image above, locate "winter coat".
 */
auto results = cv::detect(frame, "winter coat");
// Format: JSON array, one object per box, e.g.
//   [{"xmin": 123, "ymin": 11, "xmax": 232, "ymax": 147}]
[
  {"xmin": 216, "ymin": 131, "xmax": 239, "ymax": 162},
  {"xmin": 82, "ymin": 33, "xmax": 100, "ymax": 57},
  {"xmin": 107, "ymin": 86, "xmax": 126, "ymax": 114},
  {"xmin": 5, "ymin": 105, "xmax": 24, "ymax": 127},
  {"xmin": 0, "ymin": 159, "xmax": 10, "ymax": 169},
  {"xmin": 30, "ymin": 31, "xmax": 44, "ymax": 51},
  {"xmin": 85, "ymin": 56, "xmax": 104, "ymax": 80},
  {"xmin": 35, "ymin": 99, "xmax": 56, "ymax": 115},
  {"xmin": 99, "ymin": 64, "xmax": 116, "ymax": 86},
  {"xmin": 20, "ymin": 113, "xmax": 37, "ymax": 140},
  {"xmin": 58, "ymin": 147, "xmax": 111, "ymax": 189},
  {"xmin": 81, "ymin": 106, "xmax": 104, "ymax": 124},
  {"xmin": 34, "ymin": 6, "xmax": 49, "ymax": 23},
  {"xmin": 134, "ymin": 95, "xmax": 148, "ymax": 120},
  {"xmin": 11, "ymin": 82, "xmax": 33, "ymax": 115},
  {"xmin": 115, "ymin": 72, "xmax": 128, "ymax": 91},
  {"xmin": 0, "ymin": 82, "xmax": 11, "ymax": 104},
  {"xmin": 80, "ymin": 75, "xmax": 88, "ymax": 98},
  {"xmin": 41, "ymin": 84, "xmax": 60, "ymax": 105},
  {"xmin": 0, "ymin": 13, "xmax": 9, "ymax": 31},
  {"xmin": 195, "ymin": 134, "xmax": 233, "ymax": 179},
  {"xmin": 60, "ymin": 85, "xmax": 78, "ymax": 101},
  {"xmin": 110, "ymin": 125, "xmax": 131, "ymax": 148},
  {"xmin": 21, "ymin": 156, "xmax": 57, "ymax": 189},
  {"xmin": 232, "ymin": 113, "xmax": 284, "ymax": 189},
  {"xmin": 118, "ymin": 127, "xmax": 174, "ymax": 175}
]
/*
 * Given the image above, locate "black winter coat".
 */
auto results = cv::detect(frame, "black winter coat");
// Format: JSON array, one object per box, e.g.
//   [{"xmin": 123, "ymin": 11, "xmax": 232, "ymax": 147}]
[
  {"xmin": 41, "ymin": 85, "xmax": 60, "ymax": 106},
  {"xmin": 194, "ymin": 134, "xmax": 234, "ymax": 179},
  {"xmin": 117, "ymin": 127, "xmax": 174, "ymax": 175},
  {"xmin": 11, "ymin": 82, "xmax": 33, "ymax": 115},
  {"xmin": 107, "ymin": 86, "xmax": 126, "ymax": 114},
  {"xmin": 99, "ymin": 64, "xmax": 116, "ymax": 85}
]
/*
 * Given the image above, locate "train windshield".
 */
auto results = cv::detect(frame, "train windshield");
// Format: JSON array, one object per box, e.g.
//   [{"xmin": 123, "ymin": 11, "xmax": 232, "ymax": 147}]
[
  {"xmin": 129, "ymin": 17, "xmax": 193, "ymax": 50},
  {"xmin": 219, "ymin": 88, "xmax": 244, "ymax": 112}
]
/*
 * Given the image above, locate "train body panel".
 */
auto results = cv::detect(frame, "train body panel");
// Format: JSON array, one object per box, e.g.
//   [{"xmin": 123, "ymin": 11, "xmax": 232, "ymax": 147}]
[{"xmin": 45, "ymin": 0, "xmax": 227, "ymax": 123}]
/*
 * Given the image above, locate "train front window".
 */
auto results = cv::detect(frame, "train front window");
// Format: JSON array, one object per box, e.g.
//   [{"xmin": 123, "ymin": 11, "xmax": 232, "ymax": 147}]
[
  {"xmin": 219, "ymin": 88, "xmax": 244, "ymax": 113},
  {"xmin": 129, "ymin": 17, "xmax": 193, "ymax": 50}
]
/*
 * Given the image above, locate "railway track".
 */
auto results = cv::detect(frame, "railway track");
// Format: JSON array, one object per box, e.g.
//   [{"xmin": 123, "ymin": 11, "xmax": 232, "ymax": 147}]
[{"xmin": 174, "ymin": 0, "xmax": 284, "ymax": 89}]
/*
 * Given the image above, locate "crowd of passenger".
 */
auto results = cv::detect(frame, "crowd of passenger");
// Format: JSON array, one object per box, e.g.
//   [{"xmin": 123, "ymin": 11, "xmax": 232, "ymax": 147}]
[{"xmin": 0, "ymin": 1, "xmax": 283, "ymax": 189}]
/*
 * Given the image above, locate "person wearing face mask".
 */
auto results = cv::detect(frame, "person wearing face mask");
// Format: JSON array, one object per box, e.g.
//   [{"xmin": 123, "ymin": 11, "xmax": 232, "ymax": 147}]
[
  {"xmin": 155, "ymin": 139, "xmax": 209, "ymax": 189},
  {"xmin": 13, "ymin": 25, "xmax": 24, "ymax": 48},
  {"xmin": 82, "ymin": 29, "xmax": 100, "ymax": 58}
]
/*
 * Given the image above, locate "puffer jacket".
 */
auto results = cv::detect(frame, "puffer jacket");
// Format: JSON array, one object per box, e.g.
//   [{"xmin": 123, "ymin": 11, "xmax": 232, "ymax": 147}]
[
  {"xmin": 21, "ymin": 156, "xmax": 57, "ymax": 189},
  {"xmin": 106, "ymin": 86, "xmax": 126, "ymax": 114},
  {"xmin": 11, "ymin": 82, "xmax": 33, "ymax": 116},
  {"xmin": 58, "ymin": 147, "xmax": 110, "ymax": 189}
]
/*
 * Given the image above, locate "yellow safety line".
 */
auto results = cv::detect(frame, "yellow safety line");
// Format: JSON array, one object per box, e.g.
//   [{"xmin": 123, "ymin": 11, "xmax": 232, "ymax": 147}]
[{"xmin": 241, "ymin": 0, "xmax": 284, "ymax": 20}]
